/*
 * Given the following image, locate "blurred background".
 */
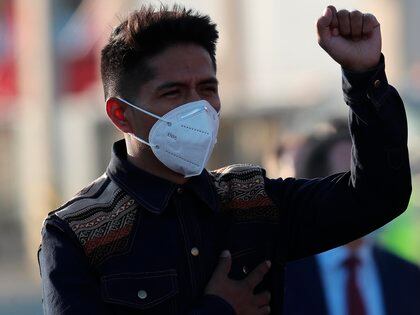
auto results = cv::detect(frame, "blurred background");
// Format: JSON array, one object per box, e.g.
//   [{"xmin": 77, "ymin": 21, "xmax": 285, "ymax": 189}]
[{"xmin": 0, "ymin": 0, "xmax": 419, "ymax": 314}]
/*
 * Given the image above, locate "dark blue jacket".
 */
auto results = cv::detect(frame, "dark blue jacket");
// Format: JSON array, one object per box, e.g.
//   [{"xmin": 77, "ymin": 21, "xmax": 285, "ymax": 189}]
[
  {"xmin": 283, "ymin": 246, "xmax": 420, "ymax": 315},
  {"xmin": 38, "ymin": 57, "xmax": 411, "ymax": 315}
]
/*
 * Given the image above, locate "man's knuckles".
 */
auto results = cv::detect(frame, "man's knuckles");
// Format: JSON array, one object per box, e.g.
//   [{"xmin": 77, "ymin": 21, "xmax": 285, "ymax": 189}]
[
  {"xmin": 363, "ymin": 14, "xmax": 380, "ymax": 34},
  {"xmin": 334, "ymin": 9, "xmax": 379, "ymax": 39},
  {"xmin": 337, "ymin": 10, "xmax": 351, "ymax": 36},
  {"xmin": 349, "ymin": 10, "xmax": 363, "ymax": 39},
  {"xmin": 350, "ymin": 10, "xmax": 363, "ymax": 20}
]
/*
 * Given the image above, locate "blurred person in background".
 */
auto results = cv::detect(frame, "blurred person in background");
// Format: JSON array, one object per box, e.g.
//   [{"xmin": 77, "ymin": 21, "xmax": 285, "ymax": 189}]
[
  {"xmin": 283, "ymin": 120, "xmax": 420, "ymax": 315},
  {"xmin": 38, "ymin": 4, "xmax": 412, "ymax": 315}
]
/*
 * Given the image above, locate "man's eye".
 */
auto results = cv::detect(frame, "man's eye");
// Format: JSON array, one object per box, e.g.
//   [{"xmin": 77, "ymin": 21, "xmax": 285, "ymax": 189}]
[
  {"xmin": 162, "ymin": 90, "xmax": 179, "ymax": 97},
  {"xmin": 203, "ymin": 86, "xmax": 217, "ymax": 93}
]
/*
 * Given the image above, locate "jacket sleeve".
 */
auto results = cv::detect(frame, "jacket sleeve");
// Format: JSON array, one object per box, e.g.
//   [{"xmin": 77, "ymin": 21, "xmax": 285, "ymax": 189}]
[
  {"xmin": 265, "ymin": 55, "xmax": 412, "ymax": 261},
  {"xmin": 38, "ymin": 216, "xmax": 113, "ymax": 315}
]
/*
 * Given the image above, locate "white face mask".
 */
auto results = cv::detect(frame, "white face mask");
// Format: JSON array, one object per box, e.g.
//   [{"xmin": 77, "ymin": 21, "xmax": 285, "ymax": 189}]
[{"xmin": 116, "ymin": 97, "xmax": 220, "ymax": 178}]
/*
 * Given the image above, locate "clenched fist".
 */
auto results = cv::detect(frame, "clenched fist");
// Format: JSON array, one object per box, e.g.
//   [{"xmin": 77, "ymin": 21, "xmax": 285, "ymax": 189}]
[{"xmin": 317, "ymin": 5, "xmax": 381, "ymax": 71}]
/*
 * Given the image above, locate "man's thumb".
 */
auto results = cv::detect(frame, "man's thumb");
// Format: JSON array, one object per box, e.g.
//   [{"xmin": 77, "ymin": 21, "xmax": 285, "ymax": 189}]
[
  {"xmin": 316, "ymin": 7, "xmax": 333, "ymax": 40},
  {"xmin": 214, "ymin": 250, "xmax": 231, "ymax": 277}
]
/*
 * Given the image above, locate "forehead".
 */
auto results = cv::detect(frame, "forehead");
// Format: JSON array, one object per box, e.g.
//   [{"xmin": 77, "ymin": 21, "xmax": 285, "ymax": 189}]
[{"xmin": 146, "ymin": 44, "xmax": 216, "ymax": 83}]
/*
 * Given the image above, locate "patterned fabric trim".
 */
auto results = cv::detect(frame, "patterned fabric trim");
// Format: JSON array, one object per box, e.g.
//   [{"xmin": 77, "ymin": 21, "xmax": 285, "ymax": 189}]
[
  {"xmin": 210, "ymin": 164, "xmax": 280, "ymax": 222},
  {"xmin": 54, "ymin": 176, "xmax": 138, "ymax": 266},
  {"xmin": 51, "ymin": 164, "xmax": 278, "ymax": 266}
]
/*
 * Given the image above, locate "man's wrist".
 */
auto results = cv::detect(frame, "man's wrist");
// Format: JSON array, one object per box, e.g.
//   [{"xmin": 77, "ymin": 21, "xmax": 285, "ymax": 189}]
[
  {"xmin": 342, "ymin": 53, "xmax": 388, "ymax": 107},
  {"xmin": 341, "ymin": 54, "xmax": 382, "ymax": 73}
]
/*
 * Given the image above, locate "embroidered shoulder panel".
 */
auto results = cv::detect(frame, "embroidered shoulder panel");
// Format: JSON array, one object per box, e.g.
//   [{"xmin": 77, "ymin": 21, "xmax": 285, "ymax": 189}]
[
  {"xmin": 53, "ymin": 174, "xmax": 138, "ymax": 265},
  {"xmin": 210, "ymin": 164, "xmax": 279, "ymax": 222}
]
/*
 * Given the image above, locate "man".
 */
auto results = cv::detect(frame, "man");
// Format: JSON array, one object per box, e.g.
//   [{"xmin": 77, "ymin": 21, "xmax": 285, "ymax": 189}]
[
  {"xmin": 282, "ymin": 120, "xmax": 420, "ymax": 315},
  {"xmin": 38, "ymin": 5, "xmax": 411, "ymax": 315}
]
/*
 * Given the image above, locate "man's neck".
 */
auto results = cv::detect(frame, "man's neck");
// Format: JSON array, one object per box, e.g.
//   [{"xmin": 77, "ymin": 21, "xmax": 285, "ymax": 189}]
[{"xmin": 125, "ymin": 137, "xmax": 188, "ymax": 185}]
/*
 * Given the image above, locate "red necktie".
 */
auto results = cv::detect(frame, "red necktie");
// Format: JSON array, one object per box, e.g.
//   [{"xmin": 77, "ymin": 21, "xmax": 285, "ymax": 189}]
[{"xmin": 344, "ymin": 255, "xmax": 367, "ymax": 315}]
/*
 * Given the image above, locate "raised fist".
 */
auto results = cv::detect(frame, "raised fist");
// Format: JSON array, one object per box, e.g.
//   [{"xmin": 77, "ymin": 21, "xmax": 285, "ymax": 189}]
[{"xmin": 316, "ymin": 5, "xmax": 381, "ymax": 71}]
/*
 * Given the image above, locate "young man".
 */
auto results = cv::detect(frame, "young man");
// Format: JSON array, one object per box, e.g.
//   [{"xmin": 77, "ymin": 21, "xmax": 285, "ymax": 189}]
[{"xmin": 38, "ymin": 5, "xmax": 411, "ymax": 315}]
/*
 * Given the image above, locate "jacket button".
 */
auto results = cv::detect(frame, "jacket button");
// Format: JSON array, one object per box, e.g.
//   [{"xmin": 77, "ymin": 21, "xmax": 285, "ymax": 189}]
[
  {"xmin": 374, "ymin": 79, "xmax": 381, "ymax": 88},
  {"xmin": 138, "ymin": 290, "xmax": 147, "ymax": 300},
  {"xmin": 191, "ymin": 247, "xmax": 200, "ymax": 256},
  {"xmin": 177, "ymin": 187, "xmax": 184, "ymax": 194}
]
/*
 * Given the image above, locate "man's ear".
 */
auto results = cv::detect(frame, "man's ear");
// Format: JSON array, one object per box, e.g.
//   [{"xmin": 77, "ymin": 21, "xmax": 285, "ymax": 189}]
[{"xmin": 106, "ymin": 97, "xmax": 133, "ymax": 133}]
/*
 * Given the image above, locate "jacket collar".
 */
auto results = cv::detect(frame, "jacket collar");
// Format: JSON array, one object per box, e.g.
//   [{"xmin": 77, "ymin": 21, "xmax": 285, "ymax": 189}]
[{"xmin": 106, "ymin": 139, "xmax": 220, "ymax": 214}]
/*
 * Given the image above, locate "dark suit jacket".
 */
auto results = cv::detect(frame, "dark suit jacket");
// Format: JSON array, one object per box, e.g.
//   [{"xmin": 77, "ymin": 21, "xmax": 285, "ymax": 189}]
[{"xmin": 283, "ymin": 246, "xmax": 420, "ymax": 315}]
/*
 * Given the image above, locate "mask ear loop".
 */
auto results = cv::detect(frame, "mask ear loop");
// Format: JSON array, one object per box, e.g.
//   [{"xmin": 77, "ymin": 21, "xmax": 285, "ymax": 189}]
[
  {"xmin": 112, "ymin": 97, "xmax": 170, "ymax": 149},
  {"xmin": 130, "ymin": 133, "xmax": 160, "ymax": 149},
  {"xmin": 114, "ymin": 97, "xmax": 172, "ymax": 126}
]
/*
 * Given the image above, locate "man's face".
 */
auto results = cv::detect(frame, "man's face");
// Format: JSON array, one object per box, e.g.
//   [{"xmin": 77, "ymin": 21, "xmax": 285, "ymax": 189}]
[{"xmin": 127, "ymin": 44, "xmax": 220, "ymax": 139}]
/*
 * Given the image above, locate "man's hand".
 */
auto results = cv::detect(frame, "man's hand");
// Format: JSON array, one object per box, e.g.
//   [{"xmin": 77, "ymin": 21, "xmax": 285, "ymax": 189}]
[
  {"xmin": 316, "ymin": 5, "xmax": 381, "ymax": 71},
  {"xmin": 205, "ymin": 251, "xmax": 272, "ymax": 315}
]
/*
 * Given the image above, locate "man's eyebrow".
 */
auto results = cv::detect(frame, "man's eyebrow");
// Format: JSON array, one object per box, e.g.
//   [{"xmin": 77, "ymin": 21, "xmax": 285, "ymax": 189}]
[
  {"xmin": 155, "ymin": 82, "xmax": 184, "ymax": 91},
  {"xmin": 199, "ymin": 78, "xmax": 219, "ymax": 85},
  {"xmin": 155, "ymin": 78, "xmax": 219, "ymax": 91}
]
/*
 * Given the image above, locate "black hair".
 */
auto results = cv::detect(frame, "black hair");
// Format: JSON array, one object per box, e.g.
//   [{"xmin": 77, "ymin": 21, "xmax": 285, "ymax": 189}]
[{"xmin": 100, "ymin": 4, "xmax": 219, "ymax": 100}]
